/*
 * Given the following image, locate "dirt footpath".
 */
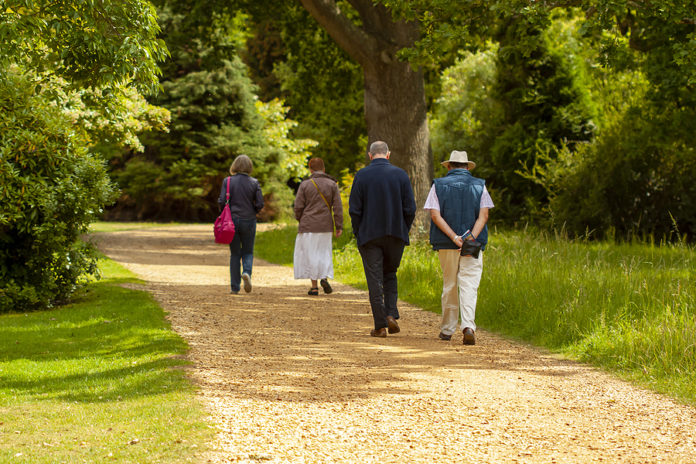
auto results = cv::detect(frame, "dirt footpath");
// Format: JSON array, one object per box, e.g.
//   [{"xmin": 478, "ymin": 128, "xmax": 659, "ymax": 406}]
[{"xmin": 95, "ymin": 225, "xmax": 696, "ymax": 464}]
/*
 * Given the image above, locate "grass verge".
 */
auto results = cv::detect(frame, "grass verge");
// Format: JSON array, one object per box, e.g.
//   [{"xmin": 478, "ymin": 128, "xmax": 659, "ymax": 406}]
[
  {"xmin": 255, "ymin": 225, "xmax": 696, "ymax": 405},
  {"xmin": 0, "ymin": 257, "xmax": 212, "ymax": 463}
]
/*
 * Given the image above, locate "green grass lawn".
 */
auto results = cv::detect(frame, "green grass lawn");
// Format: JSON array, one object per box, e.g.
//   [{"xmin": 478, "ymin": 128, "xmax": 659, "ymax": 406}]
[
  {"xmin": 256, "ymin": 225, "xmax": 696, "ymax": 405},
  {"xmin": 0, "ymin": 258, "xmax": 212, "ymax": 463}
]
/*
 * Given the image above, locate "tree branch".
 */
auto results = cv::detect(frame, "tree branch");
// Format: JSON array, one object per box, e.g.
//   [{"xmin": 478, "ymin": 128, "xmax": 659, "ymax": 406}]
[{"xmin": 297, "ymin": 0, "xmax": 378, "ymax": 66}]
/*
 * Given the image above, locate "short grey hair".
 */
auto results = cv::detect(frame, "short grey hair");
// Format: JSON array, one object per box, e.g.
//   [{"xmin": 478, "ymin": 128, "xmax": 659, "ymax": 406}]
[
  {"xmin": 369, "ymin": 141, "xmax": 389, "ymax": 156},
  {"xmin": 230, "ymin": 155, "xmax": 253, "ymax": 175}
]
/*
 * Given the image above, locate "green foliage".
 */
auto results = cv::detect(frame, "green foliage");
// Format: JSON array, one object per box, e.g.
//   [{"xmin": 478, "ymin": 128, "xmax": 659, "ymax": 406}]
[
  {"xmin": 429, "ymin": 12, "xmax": 597, "ymax": 224},
  {"xmin": 245, "ymin": 4, "xmax": 366, "ymax": 178},
  {"xmin": 545, "ymin": 105, "xmax": 696, "ymax": 240},
  {"xmin": 536, "ymin": 7, "xmax": 696, "ymax": 240},
  {"xmin": 106, "ymin": 3, "xmax": 314, "ymax": 221},
  {"xmin": 0, "ymin": 69, "xmax": 116, "ymax": 312},
  {"xmin": 486, "ymin": 12, "xmax": 597, "ymax": 223},
  {"xmin": 0, "ymin": 0, "xmax": 167, "ymax": 94},
  {"xmin": 429, "ymin": 44, "xmax": 501, "ymax": 178},
  {"xmin": 0, "ymin": 257, "xmax": 212, "ymax": 461}
]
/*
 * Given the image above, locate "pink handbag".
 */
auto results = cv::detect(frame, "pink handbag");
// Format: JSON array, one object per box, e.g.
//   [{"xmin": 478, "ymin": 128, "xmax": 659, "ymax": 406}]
[{"xmin": 214, "ymin": 177, "xmax": 236, "ymax": 244}]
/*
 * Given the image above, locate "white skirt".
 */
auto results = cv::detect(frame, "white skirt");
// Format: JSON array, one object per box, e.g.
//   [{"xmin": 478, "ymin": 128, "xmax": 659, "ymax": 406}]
[{"xmin": 293, "ymin": 232, "xmax": 334, "ymax": 280}]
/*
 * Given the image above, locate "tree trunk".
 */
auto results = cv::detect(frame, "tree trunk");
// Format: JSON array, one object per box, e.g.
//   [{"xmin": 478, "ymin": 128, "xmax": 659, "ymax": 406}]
[
  {"xmin": 297, "ymin": 0, "xmax": 432, "ymax": 230},
  {"xmin": 363, "ymin": 59, "xmax": 432, "ymax": 230}
]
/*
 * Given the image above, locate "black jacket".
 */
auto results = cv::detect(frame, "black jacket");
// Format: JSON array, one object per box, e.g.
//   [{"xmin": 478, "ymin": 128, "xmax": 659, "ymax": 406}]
[
  {"xmin": 218, "ymin": 174, "xmax": 264, "ymax": 220},
  {"xmin": 348, "ymin": 158, "xmax": 416, "ymax": 246}
]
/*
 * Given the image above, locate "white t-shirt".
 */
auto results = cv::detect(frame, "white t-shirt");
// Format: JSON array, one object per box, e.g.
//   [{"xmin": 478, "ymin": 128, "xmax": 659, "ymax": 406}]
[{"xmin": 423, "ymin": 184, "xmax": 495, "ymax": 211}]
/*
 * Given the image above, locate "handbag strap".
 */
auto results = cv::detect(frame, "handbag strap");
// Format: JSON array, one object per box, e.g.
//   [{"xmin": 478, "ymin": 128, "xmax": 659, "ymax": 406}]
[
  {"xmin": 311, "ymin": 178, "xmax": 335, "ymax": 232},
  {"xmin": 225, "ymin": 176, "xmax": 230, "ymax": 204}
]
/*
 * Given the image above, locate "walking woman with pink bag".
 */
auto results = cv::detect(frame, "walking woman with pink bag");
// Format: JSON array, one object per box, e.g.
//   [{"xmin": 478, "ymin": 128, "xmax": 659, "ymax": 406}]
[
  {"xmin": 217, "ymin": 155, "xmax": 264, "ymax": 294},
  {"xmin": 293, "ymin": 158, "xmax": 343, "ymax": 295}
]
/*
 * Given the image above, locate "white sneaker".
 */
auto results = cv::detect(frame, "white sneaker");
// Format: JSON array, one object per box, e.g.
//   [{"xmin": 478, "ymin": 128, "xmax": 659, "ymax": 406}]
[{"xmin": 242, "ymin": 273, "xmax": 252, "ymax": 293}]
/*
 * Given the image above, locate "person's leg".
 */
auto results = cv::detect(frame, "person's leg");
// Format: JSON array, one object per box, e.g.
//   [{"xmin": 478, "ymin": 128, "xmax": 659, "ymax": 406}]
[
  {"xmin": 458, "ymin": 252, "xmax": 484, "ymax": 331},
  {"xmin": 239, "ymin": 218, "xmax": 256, "ymax": 278},
  {"xmin": 358, "ymin": 240, "xmax": 387, "ymax": 330},
  {"xmin": 438, "ymin": 249, "xmax": 461, "ymax": 336},
  {"xmin": 382, "ymin": 237, "xmax": 406, "ymax": 320},
  {"xmin": 228, "ymin": 222, "xmax": 242, "ymax": 293}
]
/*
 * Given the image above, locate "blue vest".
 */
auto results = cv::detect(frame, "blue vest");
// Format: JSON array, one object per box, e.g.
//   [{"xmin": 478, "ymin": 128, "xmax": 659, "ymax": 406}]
[{"xmin": 429, "ymin": 169, "xmax": 488, "ymax": 251}]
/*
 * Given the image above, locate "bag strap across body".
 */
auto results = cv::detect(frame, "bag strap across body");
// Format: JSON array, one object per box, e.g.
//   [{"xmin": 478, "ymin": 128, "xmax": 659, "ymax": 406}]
[{"xmin": 311, "ymin": 178, "xmax": 335, "ymax": 233}]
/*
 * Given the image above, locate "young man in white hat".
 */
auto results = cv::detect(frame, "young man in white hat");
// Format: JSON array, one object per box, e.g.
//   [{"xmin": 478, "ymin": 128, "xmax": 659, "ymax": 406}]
[{"xmin": 424, "ymin": 150, "xmax": 494, "ymax": 345}]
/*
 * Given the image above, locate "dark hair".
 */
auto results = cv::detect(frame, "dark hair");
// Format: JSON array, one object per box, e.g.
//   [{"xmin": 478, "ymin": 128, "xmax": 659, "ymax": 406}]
[
  {"xmin": 447, "ymin": 161, "xmax": 469, "ymax": 169},
  {"xmin": 308, "ymin": 157, "xmax": 325, "ymax": 172}
]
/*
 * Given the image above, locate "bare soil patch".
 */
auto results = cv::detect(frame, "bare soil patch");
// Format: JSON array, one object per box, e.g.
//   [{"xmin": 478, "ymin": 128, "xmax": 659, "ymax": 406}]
[{"xmin": 95, "ymin": 225, "xmax": 696, "ymax": 463}]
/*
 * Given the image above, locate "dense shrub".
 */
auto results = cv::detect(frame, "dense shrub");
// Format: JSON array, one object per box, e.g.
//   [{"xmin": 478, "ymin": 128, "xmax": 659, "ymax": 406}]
[
  {"xmin": 0, "ymin": 70, "xmax": 116, "ymax": 312},
  {"xmin": 546, "ymin": 105, "xmax": 696, "ymax": 241}
]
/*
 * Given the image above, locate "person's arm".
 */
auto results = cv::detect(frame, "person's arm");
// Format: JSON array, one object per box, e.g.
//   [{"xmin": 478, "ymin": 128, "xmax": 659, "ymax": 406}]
[
  {"xmin": 218, "ymin": 177, "xmax": 228, "ymax": 212},
  {"xmin": 348, "ymin": 177, "xmax": 363, "ymax": 240},
  {"xmin": 401, "ymin": 174, "xmax": 417, "ymax": 231},
  {"xmin": 470, "ymin": 208, "xmax": 489, "ymax": 239},
  {"xmin": 294, "ymin": 182, "xmax": 306, "ymax": 221},
  {"xmin": 430, "ymin": 209, "xmax": 464, "ymax": 248},
  {"xmin": 331, "ymin": 183, "xmax": 343, "ymax": 237},
  {"xmin": 253, "ymin": 181, "xmax": 264, "ymax": 213}
]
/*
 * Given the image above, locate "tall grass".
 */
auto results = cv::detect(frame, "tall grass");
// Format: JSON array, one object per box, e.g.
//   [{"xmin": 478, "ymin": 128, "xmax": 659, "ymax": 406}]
[{"xmin": 255, "ymin": 225, "xmax": 696, "ymax": 404}]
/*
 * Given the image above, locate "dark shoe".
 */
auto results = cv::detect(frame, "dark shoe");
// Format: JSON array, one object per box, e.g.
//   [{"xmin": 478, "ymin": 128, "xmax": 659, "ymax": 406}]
[
  {"xmin": 308, "ymin": 287, "xmax": 319, "ymax": 296},
  {"xmin": 463, "ymin": 327, "xmax": 476, "ymax": 345},
  {"xmin": 320, "ymin": 278, "xmax": 333, "ymax": 294},
  {"xmin": 242, "ymin": 273, "xmax": 252, "ymax": 293},
  {"xmin": 438, "ymin": 332, "xmax": 451, "ymax": 341},
  {"xmin": 230, "ymin": 290, "xmax": 239, "ymax": 295},
  {"xmin": 370, "ymin": 328, "xmax": 387, "ymax": 338},
  {"xmin": 386, "ymin": 316, "xmax": 400, "ymax": 334}
]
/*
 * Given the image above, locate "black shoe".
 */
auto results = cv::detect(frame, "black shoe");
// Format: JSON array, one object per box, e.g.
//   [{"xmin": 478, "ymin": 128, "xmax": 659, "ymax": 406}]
[
  {"xmin": 386, "ymin": 316, "xmax": 400, "ymax": 334},
  {"xmin": 308, "ymin": 287, "xmax": 319, "ymax": 296},
  {"xmin": 438, "ymin": 332, "xmax": 451, "ymax": 341},
  {"xmin": 320, "ymin": 278, "xmax": 332, "ymax": 294},
  {"xmin": 463, "ymin": 328, "xmax": 476, "ymax": 345}
]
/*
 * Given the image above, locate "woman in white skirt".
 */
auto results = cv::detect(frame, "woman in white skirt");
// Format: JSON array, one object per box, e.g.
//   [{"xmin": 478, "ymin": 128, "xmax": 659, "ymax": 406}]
[{"xmin": 293, "ymin": 158, "xmax": 343, "ymax": 295}]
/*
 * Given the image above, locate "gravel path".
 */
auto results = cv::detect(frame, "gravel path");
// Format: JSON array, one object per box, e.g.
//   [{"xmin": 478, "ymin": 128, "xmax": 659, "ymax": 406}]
[{"xmin": 95, "ymin": 225, "xmax": 696, "ymax": 464}]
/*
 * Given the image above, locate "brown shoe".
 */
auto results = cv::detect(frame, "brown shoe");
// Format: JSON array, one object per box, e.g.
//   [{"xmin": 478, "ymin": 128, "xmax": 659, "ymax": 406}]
[
  {"xmin": 438, "ymin": 332, "xmax": 451, "ymax": 341},
  {"xmin": 386, "ymin": 316, "xmax": 400, "ymax": 334},
  {"xmin": 370, "ymin": 327, "xmax": 387, "ymax": 338},
  {"xmin": 463, "ymin": 327, "xmax": 476, "ymax": 345}
]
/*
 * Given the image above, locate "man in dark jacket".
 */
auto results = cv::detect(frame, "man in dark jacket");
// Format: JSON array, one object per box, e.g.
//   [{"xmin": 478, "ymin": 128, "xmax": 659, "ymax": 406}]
[{"xmin": 349, "ymin": 141, "xmax": 417, "ymax": 338}]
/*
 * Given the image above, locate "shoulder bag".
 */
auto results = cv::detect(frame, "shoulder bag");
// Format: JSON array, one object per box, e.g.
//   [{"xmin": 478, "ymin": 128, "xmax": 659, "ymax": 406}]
[{"xmin": 214, "ymin": 177, "xmax": 236, "ymax": 244}]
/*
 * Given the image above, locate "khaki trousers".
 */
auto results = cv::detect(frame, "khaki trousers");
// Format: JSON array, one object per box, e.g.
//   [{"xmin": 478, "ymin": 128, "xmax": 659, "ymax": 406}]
[{"xmin": 438, "ymin": 249, "xmax": 483, "ymax": 336}]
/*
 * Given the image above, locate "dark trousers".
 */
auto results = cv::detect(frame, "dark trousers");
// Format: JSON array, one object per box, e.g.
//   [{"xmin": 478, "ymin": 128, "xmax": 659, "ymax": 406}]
[
  {"xmin": 229, "ymin": 216, "xmax": 256, "ymax": 292},
  {"xmin": 358, "ymin": 236, "xmax": 406, "ymax": 330}
]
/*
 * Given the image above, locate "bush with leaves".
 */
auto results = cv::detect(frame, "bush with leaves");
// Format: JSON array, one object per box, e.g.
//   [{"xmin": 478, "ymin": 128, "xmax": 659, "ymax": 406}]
[
  {"xmin": 0, "ymin": 70, "xmax": 116, "ymax": 312},
  {"xmin": 106, "ymin": 3, "xmax": 316, "ymax": 221}
]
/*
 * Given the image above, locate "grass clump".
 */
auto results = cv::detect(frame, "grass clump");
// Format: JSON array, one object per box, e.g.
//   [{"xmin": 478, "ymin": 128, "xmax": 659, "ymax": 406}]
[
  {"xmin": 255, "ymin": 225, "xmax": 696, "ymax": 405},
  {"xmin": 0, "ymin": 257, "xmax": 212, "ymax": 463}
]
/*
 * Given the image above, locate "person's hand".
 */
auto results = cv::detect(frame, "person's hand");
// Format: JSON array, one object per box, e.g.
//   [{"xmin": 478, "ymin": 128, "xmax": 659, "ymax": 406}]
[
  {"xmin": 453, "ymin": 235, "xmax": 464, "ymax": 248},
  {"xmin": 335, "ymin": 229, "xmax": 343, "ymax": 238}
]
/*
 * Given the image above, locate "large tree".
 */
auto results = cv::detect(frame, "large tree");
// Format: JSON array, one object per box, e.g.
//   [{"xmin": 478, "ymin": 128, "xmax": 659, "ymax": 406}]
[{"xmin": 297, "ymin": 0, "xmax": 433, "ymax": 212}]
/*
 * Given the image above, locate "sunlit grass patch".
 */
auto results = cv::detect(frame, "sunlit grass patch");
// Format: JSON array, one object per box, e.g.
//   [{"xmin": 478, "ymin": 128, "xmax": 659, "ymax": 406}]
[{"xmin": 0, "ymin": 258, "xmax": 212, "ymax": 463}]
